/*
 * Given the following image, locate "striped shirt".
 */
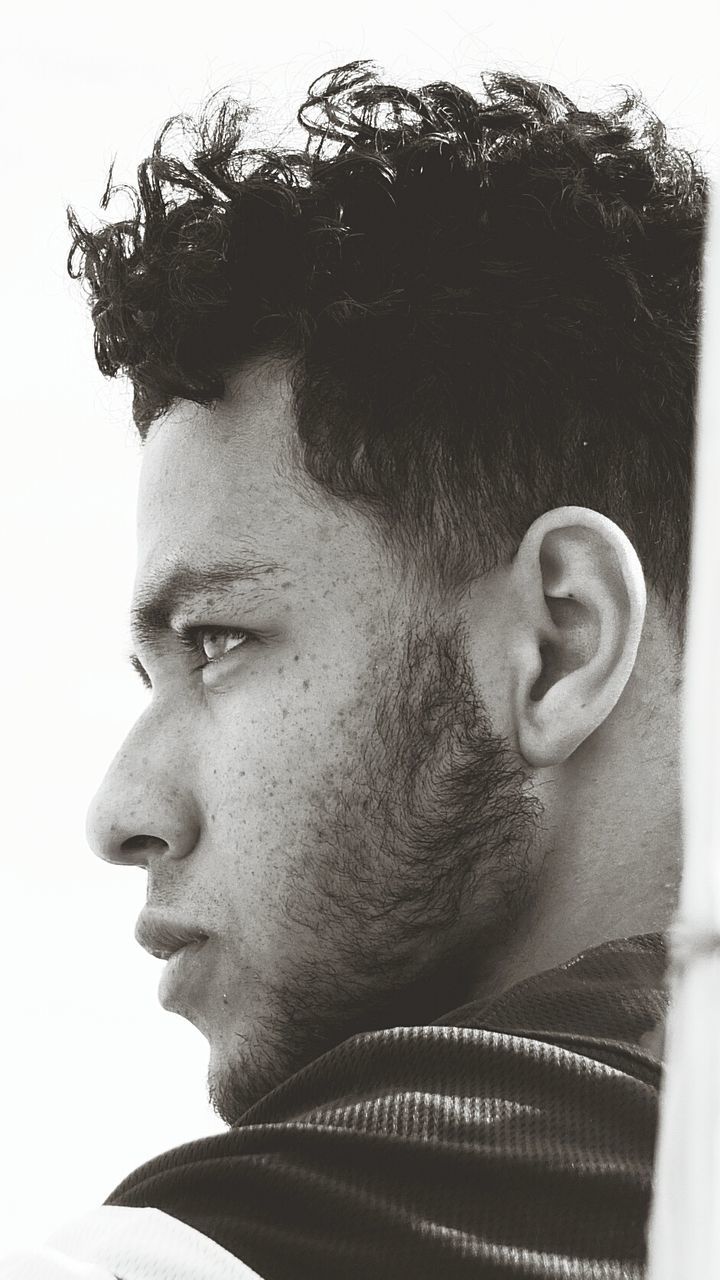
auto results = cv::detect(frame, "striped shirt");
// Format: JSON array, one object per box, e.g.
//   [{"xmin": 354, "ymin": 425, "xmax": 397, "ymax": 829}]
[{"xmin": 2, "ymin": 933, "xmax": 667, "ymax": 1279}]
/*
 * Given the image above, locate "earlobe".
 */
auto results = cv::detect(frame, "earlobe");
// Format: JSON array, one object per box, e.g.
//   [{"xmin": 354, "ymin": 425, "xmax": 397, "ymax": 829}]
[{"xmin": 511, "ymin": 508, "xmax": 647, "ymax": 768}]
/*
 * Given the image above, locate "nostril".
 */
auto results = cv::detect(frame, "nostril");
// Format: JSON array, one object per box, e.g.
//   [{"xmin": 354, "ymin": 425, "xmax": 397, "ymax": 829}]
[{"xmin": 121, "ymin": 834, "xmax": 169, "ymax": 856}]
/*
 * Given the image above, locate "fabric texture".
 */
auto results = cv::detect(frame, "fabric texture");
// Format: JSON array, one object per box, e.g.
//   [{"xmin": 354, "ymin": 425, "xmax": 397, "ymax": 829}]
[
  {"xmin": 106, "ymin": 933, "xmax": 668, "ymax": 1280},
  {"xmin": 0, "ymin": 1207, "xmax": 264, "ymax": 1280}
]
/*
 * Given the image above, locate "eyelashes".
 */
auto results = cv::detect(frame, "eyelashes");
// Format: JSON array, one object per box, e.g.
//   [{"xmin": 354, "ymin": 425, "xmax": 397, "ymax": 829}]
[
  {"xmin": 176, "ymin": 625, "xmax": 251, "ymax": 670},
  {"xmin": 130, "ymin": 652, "xmax": 152, "ymax": 689},
  {"xmin": 129, "ymin": 625, "xmax": 252, "ymax": 690}
]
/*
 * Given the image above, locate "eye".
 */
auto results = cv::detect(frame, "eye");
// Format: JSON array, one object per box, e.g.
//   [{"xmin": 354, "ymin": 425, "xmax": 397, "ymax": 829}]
[
  {"xmin": 199, "ymin": 627, "xmax": 248, "ymax": 662},
  {"xmin": 179, "ymin": 625, "xmax": 250, "ymax": 668}
]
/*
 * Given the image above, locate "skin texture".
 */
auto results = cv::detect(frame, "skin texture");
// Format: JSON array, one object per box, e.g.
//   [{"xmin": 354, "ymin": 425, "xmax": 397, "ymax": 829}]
[{"xmin": 87, "ymin": 359, "xmax": 683, "ymax": 1123}]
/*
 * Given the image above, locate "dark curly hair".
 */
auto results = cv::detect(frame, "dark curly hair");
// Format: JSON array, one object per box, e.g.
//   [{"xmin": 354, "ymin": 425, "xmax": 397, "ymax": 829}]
[{"xmin": 68, "ymin": 60, "xmax": 705, "ymax": 638}]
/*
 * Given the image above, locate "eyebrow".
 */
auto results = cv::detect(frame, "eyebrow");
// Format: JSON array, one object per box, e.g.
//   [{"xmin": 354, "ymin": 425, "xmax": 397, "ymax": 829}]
[{"xmin": 130, "ymin": 555, "xmax": 285, "ymax": 653}]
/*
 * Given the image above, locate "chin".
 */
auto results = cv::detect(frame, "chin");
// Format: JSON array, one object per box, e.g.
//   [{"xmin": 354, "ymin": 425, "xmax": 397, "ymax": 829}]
[
  {"xmin": 205, "ymin": 1022, "xmax": 290, "ymax": 1125},
  {"xmin": 207, "ymin": 1050, "xmax": 268, "ymax": 1126}
]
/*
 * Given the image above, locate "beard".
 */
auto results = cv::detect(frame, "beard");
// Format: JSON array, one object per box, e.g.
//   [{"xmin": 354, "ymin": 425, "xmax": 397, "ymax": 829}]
[{"xmin": 209, "ymin": 614, "xmax": 542, "ymax": 1126}]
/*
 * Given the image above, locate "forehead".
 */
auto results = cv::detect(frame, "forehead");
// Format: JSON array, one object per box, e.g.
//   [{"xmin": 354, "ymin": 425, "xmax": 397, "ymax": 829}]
[
  {"xmin": 138, "ymin": 364, "xmax": 296, "ymax": 558},
  {"xmin": 135, "ymin": 363, "xmax": 386, "ymax": 594}
]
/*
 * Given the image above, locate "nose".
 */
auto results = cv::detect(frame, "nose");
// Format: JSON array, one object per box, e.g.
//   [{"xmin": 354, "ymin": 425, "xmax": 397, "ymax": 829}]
[{"xmin": 86, "ymin": 715, "xmax": 201, "ymax": 867}]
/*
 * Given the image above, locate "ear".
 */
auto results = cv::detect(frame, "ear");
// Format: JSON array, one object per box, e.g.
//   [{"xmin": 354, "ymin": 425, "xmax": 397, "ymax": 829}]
[{"xmin": 510, "ymin": 507, "xmax": 647, "ymax": 767}]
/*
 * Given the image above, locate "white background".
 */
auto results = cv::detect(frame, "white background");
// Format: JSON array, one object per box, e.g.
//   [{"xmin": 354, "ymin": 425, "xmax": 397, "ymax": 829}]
[{"xmin": 0, "ymin": 0, "xmax": 715, "ymax": 1253}]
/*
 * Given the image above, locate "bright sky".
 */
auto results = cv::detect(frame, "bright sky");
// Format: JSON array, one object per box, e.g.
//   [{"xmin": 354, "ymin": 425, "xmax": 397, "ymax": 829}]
[{"xmin": 1, "ymin": 0, "xmax": 715, "ymax": 1253}]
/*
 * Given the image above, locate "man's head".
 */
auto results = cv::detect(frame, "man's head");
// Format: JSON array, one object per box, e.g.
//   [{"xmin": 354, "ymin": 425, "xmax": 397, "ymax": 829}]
[{"xmin": 76, "ymin": 63, "xmax": 704, "ymax": 1123}]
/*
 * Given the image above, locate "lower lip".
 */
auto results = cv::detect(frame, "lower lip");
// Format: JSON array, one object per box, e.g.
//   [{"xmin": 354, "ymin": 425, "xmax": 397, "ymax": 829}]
[{"xmin": 158, "ymin": 939, "xmax": 208, "ymax": 1010}]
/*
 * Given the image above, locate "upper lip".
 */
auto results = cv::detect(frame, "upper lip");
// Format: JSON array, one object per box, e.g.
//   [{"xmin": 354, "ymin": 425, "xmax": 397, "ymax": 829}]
[{"xmin": 135, "ymin": 910, "xmax": 209, "ymax": 960}]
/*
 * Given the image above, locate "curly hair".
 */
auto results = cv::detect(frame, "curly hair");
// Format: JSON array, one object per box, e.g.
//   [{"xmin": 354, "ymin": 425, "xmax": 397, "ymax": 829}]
[{"xmin": 68, "ymin": 60, "xmax": 705, "ymax": 636}]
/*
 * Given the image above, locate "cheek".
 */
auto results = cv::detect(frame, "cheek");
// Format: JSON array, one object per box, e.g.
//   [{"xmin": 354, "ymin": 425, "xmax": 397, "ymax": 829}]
[
  {"xmin": 211, "ymin": 660, "xmax": 375, "ymax": 793},
  {"xmin": 199, "ymin": 688, "xmax": 365, "ymax": 882}
]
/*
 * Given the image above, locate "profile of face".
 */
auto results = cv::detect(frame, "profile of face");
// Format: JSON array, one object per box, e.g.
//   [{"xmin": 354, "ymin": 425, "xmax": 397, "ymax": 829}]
[{"xmin": 86, "ymin": 361, "xmax": 542, "ymax": 1124}]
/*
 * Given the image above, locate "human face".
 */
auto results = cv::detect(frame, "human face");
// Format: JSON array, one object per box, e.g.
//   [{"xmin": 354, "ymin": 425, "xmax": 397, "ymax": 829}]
[{"xmin": 86, "ymin": 362, "xmax": 539, "ymax": 1124}]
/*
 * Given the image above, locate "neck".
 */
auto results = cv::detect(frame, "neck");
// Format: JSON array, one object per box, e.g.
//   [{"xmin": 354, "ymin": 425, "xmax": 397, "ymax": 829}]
[{"xmin": 475, "ymin": 655, "xmax": 683, "ymax": 1002}]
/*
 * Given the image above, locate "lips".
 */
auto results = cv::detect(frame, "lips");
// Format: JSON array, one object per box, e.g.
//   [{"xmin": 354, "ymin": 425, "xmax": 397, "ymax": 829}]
[{"xmin": 135, "ymin": 911, "xmax": 209, "ymax": 961}]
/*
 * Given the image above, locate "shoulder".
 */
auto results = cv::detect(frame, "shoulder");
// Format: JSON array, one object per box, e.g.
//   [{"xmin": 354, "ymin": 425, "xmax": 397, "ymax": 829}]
[{"xmin": 105, "ymin": 939, "xmax": 664, "ymax": 1279}]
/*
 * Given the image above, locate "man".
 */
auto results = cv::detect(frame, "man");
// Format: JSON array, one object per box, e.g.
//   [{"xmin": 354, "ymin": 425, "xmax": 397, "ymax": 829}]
[{"xmin": 4, "ymin": 60, "xmax": 704, "ymax": 1278}]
